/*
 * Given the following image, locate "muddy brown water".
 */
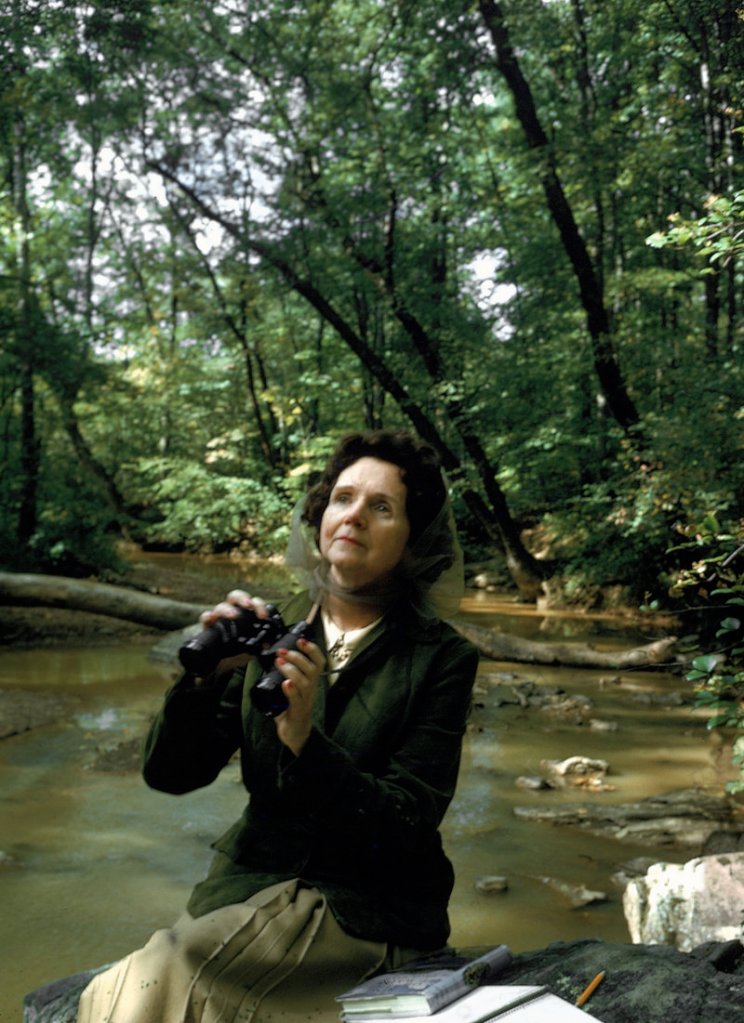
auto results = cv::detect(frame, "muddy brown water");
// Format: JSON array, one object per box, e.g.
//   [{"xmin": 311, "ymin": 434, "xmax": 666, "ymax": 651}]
[{"xmin": 0, "ymin": 554, "xmax": 729, "ymax": 1019}]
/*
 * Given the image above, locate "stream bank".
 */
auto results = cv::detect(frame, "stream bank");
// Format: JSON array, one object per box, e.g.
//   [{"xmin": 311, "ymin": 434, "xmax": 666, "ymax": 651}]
[{"xmin": 1, "ymin": 552, "xmax": 739, "ymax": 1020}]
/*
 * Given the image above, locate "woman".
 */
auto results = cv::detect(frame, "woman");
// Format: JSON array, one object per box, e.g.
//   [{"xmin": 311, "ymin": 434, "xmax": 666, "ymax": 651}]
[{"xmin": 77, "ymin": 429, "xmax": 479, "ymax": 1023}]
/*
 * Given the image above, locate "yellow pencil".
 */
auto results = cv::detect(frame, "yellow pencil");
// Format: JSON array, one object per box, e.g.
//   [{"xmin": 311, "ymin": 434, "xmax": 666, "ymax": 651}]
[{"xmin": 576, "ymin": 970, "xmax": 606, "ymax": 1007}]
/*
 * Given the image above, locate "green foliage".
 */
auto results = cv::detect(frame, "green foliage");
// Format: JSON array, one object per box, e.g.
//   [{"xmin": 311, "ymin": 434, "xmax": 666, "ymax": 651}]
[
  {"xmin": 0, "ymin": 456, "xmax": 125, "ymax": 577},
  {"xmin": 647, "ymin": 190, "xmax": 744, "ymax": 270},
  {"xmin": 27, "ymin": 499, "xmax": 125, "ymax": 578},
  {"xmin": 541, "ymin": 476, "xmax": 674, "ymax": 597},
  {"xmin": 668, "ymin": 516, "xmax": 744, "ymax": 793},
  {"xmin": 532, "ymin": 381, "xmax": 744, "ymax": 602},
  {"xmin": 129, "ymin": 458, "xmax": 289, "ymax": 554},
  {"xmin": 0, "ymin": 0, "xmax": 741, "ymax": 600}
]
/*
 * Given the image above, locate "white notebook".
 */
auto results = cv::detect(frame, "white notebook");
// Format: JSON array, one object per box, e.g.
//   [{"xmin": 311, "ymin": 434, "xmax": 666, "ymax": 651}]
[{"xmin": 340, "ymin": 985, "xmax": 603, "ymax": 1023}]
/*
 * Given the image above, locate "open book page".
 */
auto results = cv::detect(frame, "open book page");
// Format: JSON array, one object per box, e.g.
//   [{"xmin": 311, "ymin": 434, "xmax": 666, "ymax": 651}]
[{"xmin": 492, "ymin": 990, "xmax": 603, "ymax": 1021}]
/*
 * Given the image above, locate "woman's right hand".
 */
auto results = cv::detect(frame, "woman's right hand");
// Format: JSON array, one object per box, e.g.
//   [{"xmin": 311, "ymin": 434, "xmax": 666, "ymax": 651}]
[{"xmin": 200, "ymin": 589, "xmax": 271, "ymax": 676}]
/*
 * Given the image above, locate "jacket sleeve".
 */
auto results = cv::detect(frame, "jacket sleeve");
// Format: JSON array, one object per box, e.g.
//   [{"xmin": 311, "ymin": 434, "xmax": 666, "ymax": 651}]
[
  {"xmin": 141, "ymin": 670, "xmax": 245, "ymax": 794},
  {"xmin": 276, "ymin": 632, "xmax": 479, "ymax": 851}
]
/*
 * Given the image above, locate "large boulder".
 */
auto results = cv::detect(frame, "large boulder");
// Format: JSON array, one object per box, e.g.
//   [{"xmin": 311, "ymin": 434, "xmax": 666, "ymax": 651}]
[
  {"xmin": 24, "ymin": 967, "xmax": 109, "ymax": 1023},
  {"xmin": 623, "ymin": 852, "xmax": 744, "ymax": 951},
  {"xmin": 24, "ymin": 939, "xmax": 744, "ymax": 1023},
  {"xmin": 495, "ymin": 937, "xmax": 744, "ymax": 1023}
]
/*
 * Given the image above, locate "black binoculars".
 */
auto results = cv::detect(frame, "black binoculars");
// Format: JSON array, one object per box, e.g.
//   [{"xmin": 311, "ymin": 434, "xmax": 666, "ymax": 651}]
[{"xmin": 178, "ymin": 605, "xmax": 310, "ymax": 717}]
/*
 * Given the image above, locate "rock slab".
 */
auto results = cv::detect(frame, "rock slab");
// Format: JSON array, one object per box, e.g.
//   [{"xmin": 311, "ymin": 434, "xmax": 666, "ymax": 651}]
[
  {"xmin": 23, "ymin": 939, "xmax": 744, "ymax": 1023},
  {"xmin": 513, "ymin": 788, "xmax": 740, "ymax": 847},
  {"xmin": 624, "ymin": 852, "xmax": 744, "ymax": 951}
]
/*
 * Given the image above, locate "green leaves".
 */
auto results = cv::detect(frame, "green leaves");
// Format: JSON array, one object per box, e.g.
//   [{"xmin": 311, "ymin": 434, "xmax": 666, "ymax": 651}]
[
  {"xmin": 687, "ymin": 654, "xmax": 720, "ymax": 679},
  {"xmin": 0, "ymin": 0, "xmax": 741, "ymax": 594},
  {"xmin": 672, "ymin": 516, "xmax": 744, "ymax": 791},
  {"xmin": 645, "ymin": 191, "xmax": 744, "ymax": 269}
]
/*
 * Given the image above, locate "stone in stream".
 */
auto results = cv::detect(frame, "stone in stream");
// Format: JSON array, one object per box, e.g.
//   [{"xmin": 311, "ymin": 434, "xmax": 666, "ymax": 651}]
[
  {"xmin": 534, "ymin": 875, "xmax": 608, "ymax": 908},
  {"xmin": 702, "ymin": 830, "xmax": 744, "ymax": 854},
  {"xmin": 540, "ymin": 755, "xmax": 609, "ymax": 783},
  {"xmin": 609, "ymin": 856, "xmax": 659, "ymax": 889},
  {"xmin": 623, "ymin": 852, "xmax": 744, "ymax": 951},
  {"xmin": 515, "ymin": 774, "xmax": 554, "ymax": 790},
  {"xmin": 589, "ymin": 717, "xmax": 619, "ymax": 732},
  {"xmin": 0, "ymin": 689, "xmax": 80, "ymax": 739},
  {"xmin": 474, "ymin": 874, "xmax": 509, "ymax": 894}
]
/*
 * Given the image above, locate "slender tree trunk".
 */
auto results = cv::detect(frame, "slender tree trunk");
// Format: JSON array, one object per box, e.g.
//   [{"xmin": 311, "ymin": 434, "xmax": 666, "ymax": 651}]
[
  {"xmin": 13, "ymin": 105, "xmax": 39, "ymax": 544},
  {"xmin": 18, "ymin": 362, "xmax": 38, "ymax": 544},
  {"xmin": 478, "ymin": 0, "xmax": 640, "ymax": 433},
  {"xmin": 571, "ymin": 0, "xmax": 605, "ymax": 293},
  {"xmin": 172, "ymin": 201, "xmax": 280, "ymax": 468},
  {"xmin": 352, "ymin": 287, "xmax": 385, "ymax": 430},
  {"xmin": 57, "ymin": 397, "xmax": 130, "ymax": 524}
]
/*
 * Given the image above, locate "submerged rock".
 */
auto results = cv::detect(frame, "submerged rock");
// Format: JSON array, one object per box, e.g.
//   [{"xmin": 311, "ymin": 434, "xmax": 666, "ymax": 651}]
[
  {"xmin": 24, "ymin": 967, "xmax": 110, "ymax": 1023},
  {"xmin": 88, "ymin": 737, "xmax": 143, "ymax": 773},
  {"xmin": 475, "ymin": 874, "xmax": 509, "ymax": 894},
  {"xmin": 0, "ymin": 688, "xmax": 81, "ymax": 739},
  {"xmin": 534, "ymin": 875, "xmax": 608, "ymax": 907},
  {"xmin": 513, "ymin": 788, "xmax": 740, "ymax": 847},
  {"xmin": 610, "ymin": 856, "xmax": 659, "ymax": 889},
  {"xmin": 515, "ymin": 775, "xmax": 554, "ymax": 790}
]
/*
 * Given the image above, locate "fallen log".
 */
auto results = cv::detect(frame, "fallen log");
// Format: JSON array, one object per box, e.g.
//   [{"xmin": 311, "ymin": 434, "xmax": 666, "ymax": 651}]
[
  {"xmin": 0, "ymin": 572, "xmax": 205, "ymax": 631},
  {"xmin": 0, "ymin": 571, "xmax": 679, "ymax": 670},
  {"xmin": 451, "ymin": 617, "xmax": 679, "ymax": 670}
]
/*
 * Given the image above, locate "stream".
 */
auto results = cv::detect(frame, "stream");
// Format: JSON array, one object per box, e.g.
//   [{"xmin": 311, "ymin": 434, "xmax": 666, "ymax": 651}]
[{"xmin": 0, "ymin": 554, "xmax": 728, "ymax": 1021}]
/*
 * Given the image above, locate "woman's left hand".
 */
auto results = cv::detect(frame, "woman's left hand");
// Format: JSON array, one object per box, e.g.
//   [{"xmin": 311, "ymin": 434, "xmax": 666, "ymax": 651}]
[{"xmin": 272, "ymin": 637, "xmax": 326, "ymax": 756}]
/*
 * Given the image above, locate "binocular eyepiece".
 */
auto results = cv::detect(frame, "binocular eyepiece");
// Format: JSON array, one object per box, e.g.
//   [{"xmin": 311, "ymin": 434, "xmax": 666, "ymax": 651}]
[{"xmin": 178, "ymin": 605, "xmax": 310, "ymax": 717}]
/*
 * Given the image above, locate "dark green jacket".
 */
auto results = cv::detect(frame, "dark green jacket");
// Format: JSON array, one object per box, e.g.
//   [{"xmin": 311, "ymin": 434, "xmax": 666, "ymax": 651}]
[{"xmin": 142, "ymin": 592, "xmax": 479, "ymax": 950}]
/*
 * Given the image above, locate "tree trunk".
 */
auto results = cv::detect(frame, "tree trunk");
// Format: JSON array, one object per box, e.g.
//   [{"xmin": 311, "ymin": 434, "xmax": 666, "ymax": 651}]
[
  {"xmin": 57, "ymin": 395, "xmax": 131, "ymax": 526},
  {"xmin": 0, "ymin": 572, "xmax": 205, "ymax": 631},
  {"xmin": 478, "ymin": 0, "xmax": 640, "ymax": 433},
  {"xmin": 172, "ymin": 202, "xmax": 279, "ymax": 468},
  {"xmin": 452, "ymin": 618, "xmax": 678, "ymax": 670},
  {"xmin": 0, "ymin": 572, "xmax": 679, "ymax": 669},
  {"xmin": 13, "ymin": 100, "xmax": 40, "ymax": 545}
]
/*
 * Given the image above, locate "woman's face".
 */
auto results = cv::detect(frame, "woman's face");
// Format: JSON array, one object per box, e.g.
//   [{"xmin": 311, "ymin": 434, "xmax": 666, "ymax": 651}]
[{"xmin": 319, "ymin": 456, "xmax": 411, "ymax": 591}]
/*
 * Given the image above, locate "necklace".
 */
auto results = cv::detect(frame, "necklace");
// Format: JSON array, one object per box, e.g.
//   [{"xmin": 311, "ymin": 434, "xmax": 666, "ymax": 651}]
[
  {"xmin": 322, "ymin": 608, "xmax": 382, "ymax": 676},
  {"xmin": 327, "ymin": 632, "xmax": 353, "ymax": 666}
]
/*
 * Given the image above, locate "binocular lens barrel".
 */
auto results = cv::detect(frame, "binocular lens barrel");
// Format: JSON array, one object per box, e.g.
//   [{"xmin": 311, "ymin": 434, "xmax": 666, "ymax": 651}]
[
  {"xmin": 177, "ymin": 607, "xmax": 311, "ymax": 719},
  {"xmin": 250, "ymin": 620, "xmax": 312, "ymax": 717},
  {"xmin": 177, "ymin": 606, "xmax": 281, "ymax": 676}
]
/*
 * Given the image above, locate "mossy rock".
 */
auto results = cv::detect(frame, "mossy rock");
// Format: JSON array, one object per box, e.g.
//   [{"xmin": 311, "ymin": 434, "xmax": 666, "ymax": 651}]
[{"xmin": 23, "ymin": 938, "xmax": 744, "ymax": 1023}]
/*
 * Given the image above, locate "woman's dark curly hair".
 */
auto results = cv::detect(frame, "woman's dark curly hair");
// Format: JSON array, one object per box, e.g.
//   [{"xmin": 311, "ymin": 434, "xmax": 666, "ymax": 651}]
[{"xmin": 302, "ymin": 430, "xmax": 447, "ymax": 544}]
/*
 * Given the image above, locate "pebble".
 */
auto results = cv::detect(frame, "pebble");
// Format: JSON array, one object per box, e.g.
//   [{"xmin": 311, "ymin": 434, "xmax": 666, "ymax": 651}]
[{"xmin": 475, "ymin": 875, "xmax": 509, "ymax": 894}]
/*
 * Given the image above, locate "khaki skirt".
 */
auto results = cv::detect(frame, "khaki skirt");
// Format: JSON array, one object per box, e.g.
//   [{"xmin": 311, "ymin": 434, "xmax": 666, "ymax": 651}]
[{"xmin": 76, "ymin": 880, "xmax": 387, "ymax": 1023}]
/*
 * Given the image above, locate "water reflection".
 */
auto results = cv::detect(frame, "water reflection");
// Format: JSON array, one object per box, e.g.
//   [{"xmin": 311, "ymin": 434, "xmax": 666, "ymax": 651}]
[{"xmin": 0, "ymin": 585, "xmax": 723, "ymax": 1019}]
